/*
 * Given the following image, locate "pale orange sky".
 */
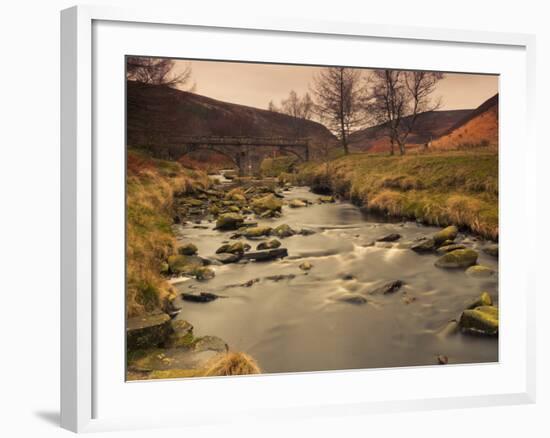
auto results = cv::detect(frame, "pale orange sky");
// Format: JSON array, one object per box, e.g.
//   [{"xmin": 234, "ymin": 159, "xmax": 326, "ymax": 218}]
[{"xmin": 171, "ymin": 59, "xmax": 498, "ymax": 112}]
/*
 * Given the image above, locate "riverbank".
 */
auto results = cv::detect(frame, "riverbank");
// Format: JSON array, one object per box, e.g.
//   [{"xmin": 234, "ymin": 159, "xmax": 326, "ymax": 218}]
[
  {"xmin": 126, "ymin": 150, "xmax": 210, "ymax": 318},
  {"xmin": 292, "ymin": 150, "xmax": 498, "ymax": 240}
]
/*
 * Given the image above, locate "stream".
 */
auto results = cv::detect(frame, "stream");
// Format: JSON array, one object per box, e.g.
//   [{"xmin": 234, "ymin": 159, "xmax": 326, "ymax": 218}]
[{"xmin": 171, "ymin": 179, "xmax": 498, "ymax": 374}]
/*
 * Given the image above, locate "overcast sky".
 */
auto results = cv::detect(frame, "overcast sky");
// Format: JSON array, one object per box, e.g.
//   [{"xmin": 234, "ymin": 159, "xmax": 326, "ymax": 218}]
[{"xmin": 170, "ymin": 59, "xmax": 498, "ymax": 112}]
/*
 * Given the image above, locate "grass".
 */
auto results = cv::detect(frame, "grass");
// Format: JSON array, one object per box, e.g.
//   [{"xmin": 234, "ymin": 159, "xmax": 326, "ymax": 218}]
[
  {"xmin": 296, "ymin": 149, "xmax": 498, "ymax": 240},
  {"xmin": 126, "ymin": 149, "xmax": 210, "ymax": 317},
  {"xmin": 260, "ymin": 156, "xmax": 299, "ymax": 177}
]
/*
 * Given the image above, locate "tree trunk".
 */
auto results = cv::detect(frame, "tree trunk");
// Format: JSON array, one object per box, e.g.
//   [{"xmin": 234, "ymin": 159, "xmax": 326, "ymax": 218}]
[{"xmin": 398, "ymin": 141, "xmax": 406, "ymax": 155}]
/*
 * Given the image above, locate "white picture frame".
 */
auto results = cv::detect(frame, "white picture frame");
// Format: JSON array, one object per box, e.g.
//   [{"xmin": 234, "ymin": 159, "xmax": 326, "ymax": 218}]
[{"xmin": 60, "ymin": 4, "xmax": 537, "ymax": 433}]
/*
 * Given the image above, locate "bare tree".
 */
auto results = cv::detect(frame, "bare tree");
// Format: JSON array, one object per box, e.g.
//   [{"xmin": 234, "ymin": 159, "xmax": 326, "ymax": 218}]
[
  {"xmin": 126, "ymin": 57, "xmax": 194, "ymax": 89},
  {"xmin": 366, "ymin": 70, "xmax": 444, "ymax": 155},
  {"xmin": 267, "ymin": 100, "xmax": 280, "ymax": 112},
  {"xmin": 311, "ymin": 67, "xmax": 364, "ymax": 154}
]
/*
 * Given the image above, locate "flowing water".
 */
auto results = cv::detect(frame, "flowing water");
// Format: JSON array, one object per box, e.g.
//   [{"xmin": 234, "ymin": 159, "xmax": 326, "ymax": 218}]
[{"xmin": 172, "ymin": 184, "xmax": 498, "ymax": 374}]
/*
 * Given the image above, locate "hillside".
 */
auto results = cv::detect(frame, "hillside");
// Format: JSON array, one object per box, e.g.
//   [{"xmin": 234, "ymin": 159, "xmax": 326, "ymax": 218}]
[
  {"xmin": 127, "ymin": 81, "xmax": 337, "ymax": 153},
  {"xmin": 348, "ymin": 109, "xmax": 473, "ymax": 153},
  {"xmin": 431, "ymin": 94, "xmax": 498, "ymax": 150}
]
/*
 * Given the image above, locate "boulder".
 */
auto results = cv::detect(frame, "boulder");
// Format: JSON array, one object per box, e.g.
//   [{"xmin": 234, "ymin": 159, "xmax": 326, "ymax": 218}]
[
  {"xmin": 195, "ymin": 267, "xmax": 215, "ymax": 281},
  {"xmin": 465, "ymin": 265, "xmax": 496, "ymax": 278},
  {"xmin": 127, "ymin": 313, "xmax": 172, "ymax": 350},
  {"xmin": 435, "ymin": 249, "xmax": 478, "ymax": 269},
  {"xmin": 242, "ymin": 226, "xmax": 272, "ymax": 239},
  {"xmin": 225, "ymin": 188, "xmax": 246, "ymax": 203},
  {"xmin": 319, "ymin": 196, "xmax": 335, "ymax": 203},
  {"xmin": 242, "ymin": 248, "xmax": 288, "ymax": 261},
  {"xmin": 251, "ymin": 194, "xmax": 283, "ymax": 216},
  {"xmin": 181, "ymin": 292, "xmax": 220, "ymax": 303},
  {"xmin": 215, "ymin": 253, "xmax": 242, "ymax": 264},
  {"xmin": 337, "ymin": 293, "xmax": 368, "ymax": 305},
  {"xmin": 436, "ymin": 243, "xmax": 466, "ymax": 254},
  {"xmin": 298, "ymin": 228, "xmax": 316, "ymax": 236},
  {"xmin": 256, "ymin": 239, "xmax": 281, "ymax": 250},
  {"xmin": 215, "ymin": 213, "xmax": 244, "ymax": 230},
  {"xmin": 289, "ymin": 199, "xmax": 307, "ymax": 208},
  {"xmin": 163, "ymin": 320, "xmax": 194, "ymax": 348},
  {"xmin": 299, "ymin": 261, "xmax": 313, "ymax": 271},
  {"xmin": 459, "ymin": 305, "xmax": 499, "ymax": 336},
  {"xmin": 177, "ymin": 242, "xmax": 198, "ymax": 256},
  {"xmin": 168, "ymin": 255, "xmax": 204, "ymax": 275},
  {"xmin": 411, "ymin": 237, "xmax": 436, "ymax": 253},
  {"xmin": 183, "ymin": 198, "xmax": 204, "ymax": 207},
  {"xmin": 466, "ymin": 292, "xmax": 493, "ymax": 309},
  {"xmin": 433, "ymin": 225, "xmax": 458, "ymax": 245},
  {"xmin": 215, "ymin": 241, "xmax": 250, "ymax": 255},
  {"xmin": 483, "ymin": 244, "xmax": 499, "ymax": 258},
  {"xmin": 193, "ymin": 335, "xmax": 228, "ymax": 353},
  {"xmin": 377, "ymin": 233, "xmax": 401, "ymax": 242},
  {"xmin": 369, "ymin": 280, "xmax": 404, "ymax": 295},
  {"xmin": 273, "ymin": 223, "xmax": 296, "ymax": 238}
]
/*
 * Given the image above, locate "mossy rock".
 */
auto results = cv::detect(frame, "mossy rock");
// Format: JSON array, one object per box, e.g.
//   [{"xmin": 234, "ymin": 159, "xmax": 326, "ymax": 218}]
[
  {"xmin": 466, "ymin": 292, "xmax": 493, "ymax": 309},
  {"xmin": 177, "ymin": 242, "xmax": 198, "ymax": 256},
  {"xmin": 208, "ymin": 204, "xmax": 221, "ymax": 216},
  {"xmin": 433, "ymin": 225, "xmax": 458, "ymax": 245},
  {"xmin": 411, "ymin": 237, "xmax": 436, "ymax": 253},
  {"xmin": 436, "ymin": 243, "xmax": 466, "ymax": 254},
  {"xmin": 251, "ymin": 194, "xmax": 282, "ymax": 216},
  {"xmin": 466, "ymin": 265, "xmax": 496, "ymax": 278},
  {"xmin": 336, "ymin": 293, "xmax": 368, "ymax": 305},
  {"xmin": 126, "ymin": 313, "xmax": 172, "ymax": 350},
  {"xmin": 289, "ymin": 199, "xmax": 307, "ymax": 208},
  {"xmin": 257, "ymin": 239, "xmax": 281, "ymax": 250},
  {"xmin": 183, "ymin": 198, "xmax": 204, "ymax": 207},
  {"xmin": 215, "ymin": 213, "xmax": 245, "ymax": 230},
  {"xmin": 216, "ymin": 241, "xmax": 250, "ymax": 254},
  {"xmin": 299, "ymin": 261, "xmax": 313, "ymax": 271},
  {"xmin": 195, "ymin": 266, "xmax": 215, "ymax": 281},
  {"xmin": 483, "ymin": 244, "xmax": 499, "ymax": 258},
  {"xmin": 215, "ymin": 253, "xmax": 242, "ymax": 264},
  {"xmin": 319, "ymin": 195, "xmax": 335, "ymax": 203},
  {"xmin": 164, "ymin": 330, "xmax": 195, "ymax": 348},
  {"xmin": 167, "ymin": 254, "xmax": 204, "ymax": 275},
  {"xmin": 159, "ymin": 262, "xmax": 170, "ymax": 275},
  {"xmin": 243, "ymin": 226, "xmax": 272, "ymax": 238},
  {"xmin": 435, "ymin": 249, "xmax": 478, "ymax": 269},
  {"xmin": 149, "ymin": 369, "xmax": 199, "ymax": 379},
  {"xmin": 227, "ymin": 205, "xmax": 241, "ymax": 213},
  {"xmin": 272, "ymin": 223, "xmax": 295, "ymax": 238},
  {"xmin": 225, "ymin": 188, "xmax": 246, "ymax": 203},
  {"xmin": 459, "ymin": 305, "xmax": 498, "ymax": 336}
]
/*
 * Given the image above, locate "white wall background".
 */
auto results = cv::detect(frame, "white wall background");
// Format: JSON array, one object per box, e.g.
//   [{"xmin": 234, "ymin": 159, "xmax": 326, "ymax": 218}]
[{"xmin": 0, "ymin": 1, "xmax": 547, "ymax": 436}]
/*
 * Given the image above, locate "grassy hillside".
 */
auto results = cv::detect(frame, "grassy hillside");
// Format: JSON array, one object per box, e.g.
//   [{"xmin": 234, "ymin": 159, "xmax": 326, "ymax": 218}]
[
  {"xmin": 432, "ymin": 94, "xmax": 498, "ymax": 150},
  {"xmin": 126, "ymin": 150, "xmax": 210, "ymax": 317},
  {"xmin": 348, "ymin": 109, "xmax": 473, "ymax": 153},
  {"xmin": 296, "ymin": 150, "xmax": 498, "ymax": 240},
  {"xmin": 127, "ymin": 81, "xmax": 337, "ymax": 156}
]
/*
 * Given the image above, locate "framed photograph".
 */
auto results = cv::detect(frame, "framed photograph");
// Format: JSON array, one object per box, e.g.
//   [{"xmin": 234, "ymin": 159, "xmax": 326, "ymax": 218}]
[{"xmin": 61, "ymin": 5, "xmax": 536, "ymax": 433}]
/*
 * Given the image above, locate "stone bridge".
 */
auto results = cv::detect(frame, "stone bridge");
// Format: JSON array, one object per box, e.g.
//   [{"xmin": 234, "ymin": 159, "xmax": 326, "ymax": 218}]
[{"xmin": 156, "ymin": 135, "xmax": 310, "ymax": 176}]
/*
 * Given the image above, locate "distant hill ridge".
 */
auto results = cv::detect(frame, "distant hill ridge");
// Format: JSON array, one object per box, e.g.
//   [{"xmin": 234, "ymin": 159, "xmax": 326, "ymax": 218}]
[
  {"xmin": 431, "ymin": 94, "xmax": 498, "ymax": 150},
  {"xmin": 127, "ymin": 81, "xmax": 337, "ymax": 150},
  {"xmin": 348, "ymin": 109, "xmax": 474, "ymax": 153}
]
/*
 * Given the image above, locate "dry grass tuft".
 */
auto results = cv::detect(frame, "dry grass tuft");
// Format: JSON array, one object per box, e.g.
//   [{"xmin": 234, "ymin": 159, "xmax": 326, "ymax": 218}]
[
  {"xmin": 126, "ymin": 149, "xmax": 210, "ymax": 317},
  {"xmin": 203, "ymin": 352, "xmax": 261, "ymax": 377}
]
